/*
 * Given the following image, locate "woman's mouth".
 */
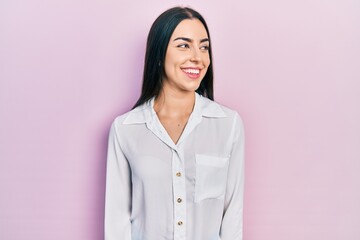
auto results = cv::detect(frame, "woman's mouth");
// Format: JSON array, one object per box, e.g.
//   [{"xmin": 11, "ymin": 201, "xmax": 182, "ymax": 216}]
[{"xmin": 181, "ymin": 68, "xmax": 201, "ymax": 79}]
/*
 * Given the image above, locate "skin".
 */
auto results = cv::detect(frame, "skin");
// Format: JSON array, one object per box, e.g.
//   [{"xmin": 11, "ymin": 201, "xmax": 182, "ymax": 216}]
[{"xmin": 154, "ymin": 19, "xmax": 211, "ymax": 144}]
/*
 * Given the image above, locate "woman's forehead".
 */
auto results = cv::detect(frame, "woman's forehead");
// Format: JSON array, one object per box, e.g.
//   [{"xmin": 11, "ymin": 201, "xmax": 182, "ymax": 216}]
[{"xmin": 170, "ymin": 19, "xmax": 208, "ymax": 40}]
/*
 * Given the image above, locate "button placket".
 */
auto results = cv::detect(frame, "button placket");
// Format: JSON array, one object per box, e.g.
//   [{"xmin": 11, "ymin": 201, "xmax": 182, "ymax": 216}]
[{"xmin": 172, "ymin": 149, "xmax": 186, "ymax": 239}]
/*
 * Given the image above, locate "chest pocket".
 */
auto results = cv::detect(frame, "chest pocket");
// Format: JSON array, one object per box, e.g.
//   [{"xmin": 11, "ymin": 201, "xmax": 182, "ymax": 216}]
[{"xmin": 194, "ymin": 154, "xmax": 230, "ymax": 203}]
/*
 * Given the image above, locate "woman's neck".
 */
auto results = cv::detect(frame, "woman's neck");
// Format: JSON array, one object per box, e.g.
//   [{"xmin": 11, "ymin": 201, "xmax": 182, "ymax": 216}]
[{"xmin": 154, "ymin": 88, "xmax": 195, "ymax": 117}]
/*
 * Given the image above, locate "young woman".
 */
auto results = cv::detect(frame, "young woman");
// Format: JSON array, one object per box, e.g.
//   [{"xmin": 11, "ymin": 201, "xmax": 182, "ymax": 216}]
[{"xmin": 105, "ymin": 6, "xmax": 245, "ymax": 240}]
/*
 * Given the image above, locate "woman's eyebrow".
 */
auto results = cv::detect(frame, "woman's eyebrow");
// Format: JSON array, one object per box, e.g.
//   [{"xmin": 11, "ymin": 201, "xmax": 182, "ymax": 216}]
[{"xmin": 174, "ymin": 37, "xmax": 209, "ymax": 43}]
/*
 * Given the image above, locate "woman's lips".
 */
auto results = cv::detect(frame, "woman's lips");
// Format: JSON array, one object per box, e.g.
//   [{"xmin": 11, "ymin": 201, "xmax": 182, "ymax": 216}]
[{"xmin": 181, "ymin": 68, "xmax": 201, "ymax": 79}]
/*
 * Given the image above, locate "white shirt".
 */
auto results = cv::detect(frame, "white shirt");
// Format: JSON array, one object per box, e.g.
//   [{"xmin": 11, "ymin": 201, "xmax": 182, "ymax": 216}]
[{"xmin": 104, "ymin": 93, "xmax": 245, "ymax": 240}]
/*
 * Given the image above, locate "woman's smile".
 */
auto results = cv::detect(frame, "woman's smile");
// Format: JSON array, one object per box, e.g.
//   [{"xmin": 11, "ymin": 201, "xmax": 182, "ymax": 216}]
[{"xmin": 181, "ymin": 67, "xmax": 201, "ymax": 79}]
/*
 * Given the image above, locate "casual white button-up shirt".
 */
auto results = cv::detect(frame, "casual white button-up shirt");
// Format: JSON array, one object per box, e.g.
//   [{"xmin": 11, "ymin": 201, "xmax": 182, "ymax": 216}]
[{"xmin": 105, "ymin": 93, "xmax": 245, "ymax": 240}]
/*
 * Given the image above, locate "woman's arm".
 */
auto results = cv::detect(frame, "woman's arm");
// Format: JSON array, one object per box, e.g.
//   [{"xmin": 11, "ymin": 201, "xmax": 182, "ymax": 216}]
[
  {"xmin": 220, "ymin": 113, "xmax": 245, "ymax": 240},
  {"xmin": 104, "ymin": 120, "xmax": 132, "ymax": 240}
]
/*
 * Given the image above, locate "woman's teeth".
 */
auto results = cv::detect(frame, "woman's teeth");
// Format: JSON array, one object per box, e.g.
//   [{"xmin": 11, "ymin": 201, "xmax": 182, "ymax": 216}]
[{"xmin": 182, "ymin": 69, "xmax": 200, "ymax": 74}]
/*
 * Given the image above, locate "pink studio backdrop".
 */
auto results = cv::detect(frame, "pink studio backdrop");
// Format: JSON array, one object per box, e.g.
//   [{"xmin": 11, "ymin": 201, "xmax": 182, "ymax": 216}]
[{"xmin": 1, "ymin": 0, "xmax": 359, "ymax": 239}]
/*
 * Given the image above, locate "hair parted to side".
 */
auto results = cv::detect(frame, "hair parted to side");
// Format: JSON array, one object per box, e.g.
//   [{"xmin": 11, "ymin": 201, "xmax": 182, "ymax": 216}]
[{"xmin": 132, "ymin": 6, "xmax": 214, "ymax": 109}]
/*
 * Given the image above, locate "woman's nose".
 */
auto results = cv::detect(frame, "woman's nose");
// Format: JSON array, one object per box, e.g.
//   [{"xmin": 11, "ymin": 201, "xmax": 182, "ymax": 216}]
[{"xmin": 190, "ymin": 48, "xmax": 201, "ymax": 62}]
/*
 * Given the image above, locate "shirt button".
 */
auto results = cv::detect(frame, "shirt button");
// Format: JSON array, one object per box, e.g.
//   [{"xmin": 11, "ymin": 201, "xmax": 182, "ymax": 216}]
[
  {"xmin": 177, "ymin": 198, "xmax": 182, "ymax": 203},
  {"xmin": 176, "ymin": 172, "xmax": 181, "ymax": 177},
  {"xmin": 177, "ymin": 221, "xmax": 183, "ymax": 226}
]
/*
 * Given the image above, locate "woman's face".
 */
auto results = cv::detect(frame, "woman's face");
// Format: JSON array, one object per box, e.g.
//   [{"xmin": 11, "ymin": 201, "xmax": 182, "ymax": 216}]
[{"xmin": 162, "ymin": 19, "xmax": 210, "ymax": 94}]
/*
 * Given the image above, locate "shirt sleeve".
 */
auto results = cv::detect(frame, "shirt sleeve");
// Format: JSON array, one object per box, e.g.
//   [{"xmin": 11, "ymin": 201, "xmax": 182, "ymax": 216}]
[
  {"xmin": 104, "ymin": 119, "xmax": 132, "ymax": 240},
  {"xmin": 220, "ymin": 112, "xmax": 245, "ymax": 240}
]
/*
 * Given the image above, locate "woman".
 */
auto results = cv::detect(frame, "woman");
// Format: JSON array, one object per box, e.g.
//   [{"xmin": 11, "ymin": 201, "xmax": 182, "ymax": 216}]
[{"xmin": 105, "ymin": 6, "xmax": 245, "ymax": 240}]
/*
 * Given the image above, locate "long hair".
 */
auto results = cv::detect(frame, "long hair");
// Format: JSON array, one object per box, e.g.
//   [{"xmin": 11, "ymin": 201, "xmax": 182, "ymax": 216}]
[{"xmin": 132, "ymin": 7, "xmax": 214, "ymax": 109}]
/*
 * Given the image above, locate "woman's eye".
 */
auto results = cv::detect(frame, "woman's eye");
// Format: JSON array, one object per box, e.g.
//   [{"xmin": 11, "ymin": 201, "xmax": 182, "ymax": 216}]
[
  {"xmin": 177, "ymin": 44, "xmax": 189, "ymax": 48},
  {"xmin": 200, "ymin": 45, "xmax": 209, "ymax": 51}
]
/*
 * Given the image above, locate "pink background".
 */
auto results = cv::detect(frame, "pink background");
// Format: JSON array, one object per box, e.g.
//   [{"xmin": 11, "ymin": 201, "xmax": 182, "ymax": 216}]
[{"xmin": 1, "ymin": 0, "xmax": 359, "ymax": 239}]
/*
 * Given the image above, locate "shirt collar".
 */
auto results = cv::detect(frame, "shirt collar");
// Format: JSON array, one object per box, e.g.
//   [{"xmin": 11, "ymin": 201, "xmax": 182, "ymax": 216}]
[{"xmin": 123, "ymin": 92, "xmax": 227, "ymax": 125}]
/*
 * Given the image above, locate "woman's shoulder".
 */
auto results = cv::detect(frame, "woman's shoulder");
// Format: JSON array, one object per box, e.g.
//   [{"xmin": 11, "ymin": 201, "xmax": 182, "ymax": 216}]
[
  {"xmin": 215, "ymin": 101, "xmax": 244, "ymax": 129},
  {"xmin": 110, "ymin": 111, "xmax": 130, "ymax": 127},
  {"xmin": 200, "ymin": 95, "xmax": 242, "ymax": 121},
  {"xmin": 110, "ymin": 102, "xmax": 150, "ymax": 129}
]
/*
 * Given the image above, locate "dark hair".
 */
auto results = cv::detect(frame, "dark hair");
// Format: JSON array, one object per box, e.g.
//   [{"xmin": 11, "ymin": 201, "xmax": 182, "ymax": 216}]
[{"xmin": 132, "ymin": 6, "xmax": 214, "ymax": 109}]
